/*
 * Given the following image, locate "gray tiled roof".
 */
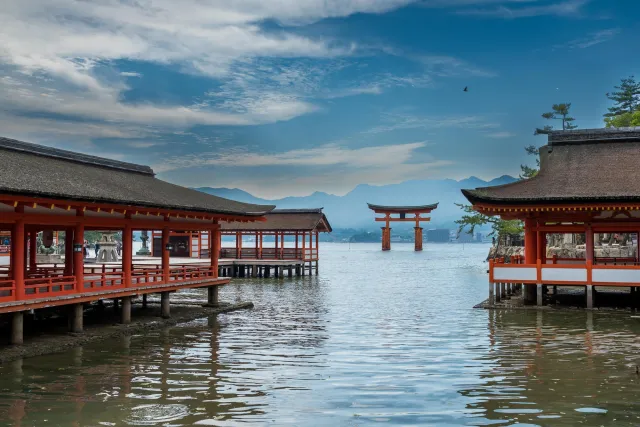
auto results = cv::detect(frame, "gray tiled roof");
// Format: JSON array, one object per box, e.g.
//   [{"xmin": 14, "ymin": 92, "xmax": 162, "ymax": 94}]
[
  {"xmin": 462, "ymin": 128, "xmax": 640, "ymax": 205},
  {"xmin": 221, "ymin": 209, "xmax": 332, "ymax": 232},
  {"xmin": 0, "ymin": 137, "xmax": 274, "ymax": 216},
  {"xmin": 367, "ymin": 203, "xmax": 439, "ymax": 212}
]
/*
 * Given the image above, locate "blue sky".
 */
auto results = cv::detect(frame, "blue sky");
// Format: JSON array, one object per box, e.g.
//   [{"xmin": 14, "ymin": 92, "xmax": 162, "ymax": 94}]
[{"xmin": 1, "ymin": 0, "xmax": 639, "ymax": 198}]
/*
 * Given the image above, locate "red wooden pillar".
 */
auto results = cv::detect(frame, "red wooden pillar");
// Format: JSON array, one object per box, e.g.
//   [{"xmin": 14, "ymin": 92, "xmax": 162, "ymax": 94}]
[
  {"xmin": 211, "ymin": 224, "xmax": 220, "ymax": 278},
  {"xmin": 280, "ymin": 233, "xmax": 284, "ymax": 259},
  {"xmin": 13, "ymin": 209, "xmax": 25, "ymax": 300},
  {"xmin": 274, "ymin": 232, "xmax": 279, "ymax": 259},
  {"xmin": 122, "ymin": 223, "xmax": 132, "ymax": 287},
  {"xmin": 523, "ymin": 218, "xmax": 538, "ymax": 304},
  {"xmin": 302, "ymin": 231, "xmax": 306, "ymax": 260},
  {"xmin": 585, "ymin": 224, "xmax": 594, "ymax": 263},
  {"xmin": 162, "ymin": 226, "xmax": 170, "ymax": 283},
  {"xmin": 258, "ymin": 232, "xmax": 263, "ymax": 259},
  {"xmin": 73, "ymin": 217, "xmax": 84, "ymax": 293},
  {"xmin": 524, "ymin": 218, "xmax": 537, "ymax": 264},
  {"xmin": 64, "ymin": 228, "xmax": 74, "ymax": 276},
  {"xmin": 28, "ymin": 230, "xmax": 37, "ymax": 271},
  {"xmin": 238, "ymin": 232, "xmax": 243, "ymax": 259},
  {"xmin": 295, "ymin": 232, "xmax": 299, "ymax": 259},
  {"xmin": 315, "ymin": 231, "xmax": 319, "ymax": 258},
  {"xmin": 414, "ymin": 227, "xmax": 423, "ymax": 252},
  {"xmin": 255, "ymin": 231, "xmax": 259, "ymax": 258}
]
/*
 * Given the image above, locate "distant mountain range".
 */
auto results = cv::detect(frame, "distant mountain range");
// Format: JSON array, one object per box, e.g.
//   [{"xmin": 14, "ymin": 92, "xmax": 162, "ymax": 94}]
[{"xmin": 195, "ymin": 175, "xmax": 517, "ymax": 230}]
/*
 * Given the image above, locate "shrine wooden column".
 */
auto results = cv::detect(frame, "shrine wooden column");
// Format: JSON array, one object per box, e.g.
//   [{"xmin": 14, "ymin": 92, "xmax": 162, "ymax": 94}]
[
  {"xmin": 13, "ymin": 207, "xmax": 25, "ymax": 300},
  {"xmin": 255, "ymin": 231, "xmax": 259, "ymax": 258},
  {"xmin": 258, "ymin": 232, "xmax": 263, "ymax": 259},
  {"xmin": 237, "ymin": 232, "xmax": 242, "ymax": 259},
  {"xmin": 280, "ymin": 233, "xmax": 284, "ymax": 259},
  {"xmin": 211, "ymin": 224, "xmax": 220, "ymax": 278},
  {"xmin": 295, "ymin": 232, "xmax": 299, "ymax": 259},
  {"xmin": 73, "ymin": 213, "xmax": 84, "ymax": 294},
  {"xmin": 64, "ymin": 227, "xmax": 74, "ymax": 276},
  {"xmin": 122, "ymin": 222, "xmax": 132, "ymax": 287},
  {"xmin": 523, "ymin": 218, "xmax": 538, "ymax": 304},
  {"xmin": 585, "ymin": 224, "xmax": 594, "ymax": 308},
  {"xmin": 162, "ymin": 226, "xmax": 170, "ymax": 283},
  {"xmin": 274, "ymin": 232, "xmax": 279, "ymax": 259},
  {"xmin": 301, "ymin": 231, "xmax": 306, "ymax": 264}
]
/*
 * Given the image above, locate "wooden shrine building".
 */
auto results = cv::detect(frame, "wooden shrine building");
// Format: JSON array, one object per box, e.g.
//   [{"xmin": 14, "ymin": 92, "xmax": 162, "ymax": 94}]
[
  {"xmin": 0, "ymin": 137, "xmax": 274, "ymax": 345},
  {"xmin": 462, "ymin": 127, "xmax": 640, "ymax": 308},
  {"xmin": 219, "ymin": 208, "xmax": 331, "ymax": 277},
  {"xmin": 367, "ymin": 203, "xmax": 438, "ymax": 251}
]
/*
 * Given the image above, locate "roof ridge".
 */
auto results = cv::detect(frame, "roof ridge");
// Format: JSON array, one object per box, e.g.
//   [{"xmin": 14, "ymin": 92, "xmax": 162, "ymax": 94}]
[{"xmin": 0, "ymin": 136, "xmax": 155, "ymax": 176}]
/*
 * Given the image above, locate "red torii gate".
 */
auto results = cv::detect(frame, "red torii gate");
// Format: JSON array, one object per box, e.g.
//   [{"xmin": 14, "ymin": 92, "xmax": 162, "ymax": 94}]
[{"xmin": 367, "ymin": 203, "xmax": 439, "ymax": 251}]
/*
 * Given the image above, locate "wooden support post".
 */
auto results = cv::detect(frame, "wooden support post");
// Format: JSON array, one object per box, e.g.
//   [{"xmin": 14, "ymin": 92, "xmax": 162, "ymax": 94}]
[
  {"xmin": 123, "ymin": 223, "xmax": 132, "ymax": 287},
  {"xmin": 11, "ymin": 312, "xmax": 24, "ymax": 345},
  {"xmin": 537, "ymin": 284, "xmax": 543, "ymax": 306},
  {"xmin": 301, "ymin": 231, "xmax": 306, "ymax": 262},
  {"xmin": 238, "ymin": 232, "xmax": 243, "ymax": 259},
  {"xmin": 64, "ymin": 227, "xmax": 74, "ymax": 276},
  {"xmin": 13, "ymin": 212, "xmax": 25, "ymax": 301},
  {"xmin": 586, "ymin": 285, "xmax": 594, "ymax": 309},
  {"xmin": 142, "ymin": 293, "xmax": 148, "ymax": 309},
  {"xmin": 523, "ymin": 218, "xmax": 537, "ymax": 304},
  {"xmin": 414, "ymin": 227, "xmax": 423, "ymax": 252},
  {"xmin": 295, "ymin": 232, "xmax": 299, "ymax": 259},
  {"xmin": 495, "ymin": 283, "xmax": 501, "ymax": 302},
  {"xmin": 160, "ymin": 292, "xmax": 170, "ymax": 318},
  {"xmin": 73, "ymin": 217, "xmax": 84, "ymax": 294},
  {"xmin": 207, "ymin": 286, "xmax": 219, "ymax": 306},
  {"xmin": 121, "ymin": 296, "xmax": 132, "ymax": 324},
  {"xmin": 488, "ymin": 282, "xmax": 494, "ymax": 305},
  {"xmin": 162, "ymin": 226, "xmax": 170, "ymax": 283},
  {"xmin": 69, "ymin": 303, "xmax": 83, "ymax": 333},
  {"xmin": 211, "ymin": 224, "xmax": 220, "ymax": 278}
]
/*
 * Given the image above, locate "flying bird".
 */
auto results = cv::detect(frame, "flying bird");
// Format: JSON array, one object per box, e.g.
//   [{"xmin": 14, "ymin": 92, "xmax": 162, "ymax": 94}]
[{"xmin": 463, "ymin": 86, "xmax": 468, "ymax": 92}]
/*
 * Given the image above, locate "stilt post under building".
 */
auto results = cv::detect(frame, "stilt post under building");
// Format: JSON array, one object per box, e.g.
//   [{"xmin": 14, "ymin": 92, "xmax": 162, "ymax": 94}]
[
  {"xmin": 121, "ymin": 296, "xmax": 132, "ymax": 324},
  {"xmin": 160, "ymin": 292, "xmax": 170, "ymax": 318},
  {"xmin": 11, "ymin": 312, "xmax": 24, "ymax": 345}
]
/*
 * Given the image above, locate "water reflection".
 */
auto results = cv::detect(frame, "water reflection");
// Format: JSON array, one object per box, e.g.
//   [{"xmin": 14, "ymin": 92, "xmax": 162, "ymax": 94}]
[
  {"xmin": 464, "ymin": 310, "xmax": 640, "ymax": 426},
  {"xmin": 0, "ymin": 244, "xmax": 640, "ymax": 426}
]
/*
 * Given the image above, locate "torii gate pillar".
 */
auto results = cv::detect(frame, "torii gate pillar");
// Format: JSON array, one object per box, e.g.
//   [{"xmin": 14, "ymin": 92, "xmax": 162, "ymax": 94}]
[
  {"xmin": 415, "ymin": 227, "xmax": 423, "ymax": 251},
  {"xmin": 367, "ymin": 203, "xmax": 438, "ymax": 252}
]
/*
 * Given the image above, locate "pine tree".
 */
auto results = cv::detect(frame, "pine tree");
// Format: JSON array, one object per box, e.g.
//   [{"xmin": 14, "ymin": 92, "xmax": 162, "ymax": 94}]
[
  {"xmin": 534, "ymin": 103, "xmax": 577, "ymax": 135},
  {"xmin": 605, "ymin": 76, "xmax": 640, "ymax": 117}
]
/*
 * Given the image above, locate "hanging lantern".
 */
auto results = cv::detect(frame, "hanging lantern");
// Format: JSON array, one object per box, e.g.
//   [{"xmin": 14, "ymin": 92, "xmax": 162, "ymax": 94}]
[{"xmin": 42, "ymin": 230, "xmax": 54, "ymax": 248}]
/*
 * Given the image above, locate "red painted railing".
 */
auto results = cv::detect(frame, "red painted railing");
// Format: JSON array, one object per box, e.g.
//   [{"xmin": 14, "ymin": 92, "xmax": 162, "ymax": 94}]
[
  {"xmin": 83, "ymin": 271, "xmax": 125, "ymax": 291},
  {"xmin": 0, "ymin": 265, "xmax": 219, "ymax": 303},
  {"xmin": 0, "ymin": 280, "xmax": 15, "ymax": 302},
  {"xmin": 24, "ymin": 276, "xmax": 76, "ymax": 298}
]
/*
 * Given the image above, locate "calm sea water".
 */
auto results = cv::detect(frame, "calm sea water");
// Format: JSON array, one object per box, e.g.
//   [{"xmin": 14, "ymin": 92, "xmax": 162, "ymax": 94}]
[{"xmin": 1, "ymin": 243, "xmax": 640, "ymax": 426}]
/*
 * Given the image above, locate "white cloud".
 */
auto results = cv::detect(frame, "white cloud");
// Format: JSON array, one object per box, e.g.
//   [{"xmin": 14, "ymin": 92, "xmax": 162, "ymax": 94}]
[
  {"xmin": 364, "ymin": 113, "xmax": 500, "ymax": 134},
  {"xmin": 454, "ymin": 0, "xmax": 590, "ymax": 18},
  {"xmin": 154, "ymin": 141, "xmax": 436, "ymax": 172},
  {"xmin": 486, "ymin": 131, "xmax": 516, "ymax": 138},
  {"xmin": 553, "ymin": 28, "xmax": 620, "ymax": 50},
  {"xmin": 0, "ymin": 0, "xmax": 419, "ymax": 132},
  {"xmin": 157, "ymin": 140, "xmax": 454, "ymax": 197}
]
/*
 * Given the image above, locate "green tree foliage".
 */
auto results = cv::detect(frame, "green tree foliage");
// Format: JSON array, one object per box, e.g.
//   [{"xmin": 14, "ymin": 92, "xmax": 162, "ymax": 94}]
[
  {"xmin": 519, "ymin": 144, "xmax": 540, "ymax": 179},
  {"xmin": 534, "ymin": 103, "xmax": 577, "ymax": 134},
  {"xmin": 605, "ymin": 76, "xmax": 640, "ymax": 117},
  {"xmin": 605, "ymin": 110, "xmax": 640, "ymax": 128},
  {"xmin": 455, "ymin": 204, "xmax": 523, "ymax": 238}
]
